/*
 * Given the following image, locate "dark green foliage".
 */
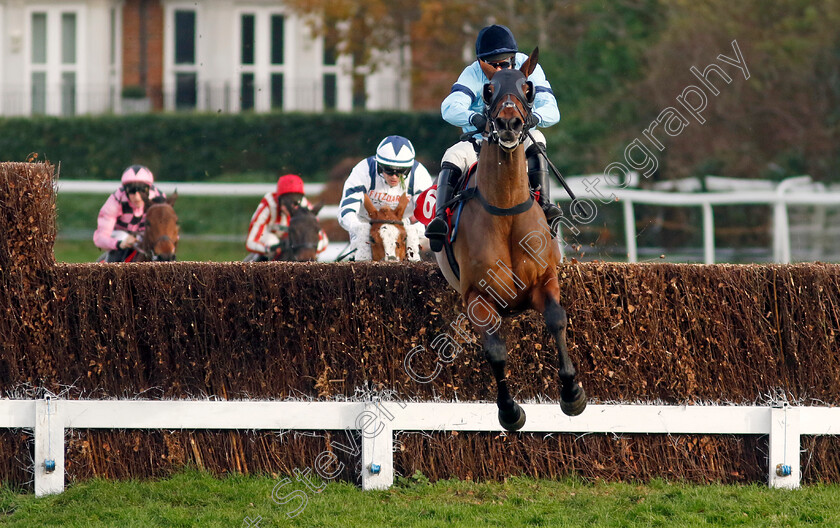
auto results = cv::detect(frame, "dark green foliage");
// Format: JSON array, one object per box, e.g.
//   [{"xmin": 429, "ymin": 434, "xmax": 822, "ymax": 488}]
[{"xmin": 0, "ymin": 112, "xmax": 454, "ymax": 181}]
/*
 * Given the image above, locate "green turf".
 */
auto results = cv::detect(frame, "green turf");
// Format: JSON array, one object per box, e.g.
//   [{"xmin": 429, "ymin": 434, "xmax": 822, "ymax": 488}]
[
  {"xmin": 54, "ymin": 238, "xmax": 247, "ymax": 263},
  {"xmin": 1, "ymin": 471, "xmax": 839, "ymax": 527}
]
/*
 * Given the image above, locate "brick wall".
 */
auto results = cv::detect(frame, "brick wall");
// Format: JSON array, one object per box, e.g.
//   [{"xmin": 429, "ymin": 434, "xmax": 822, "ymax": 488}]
[{"xmin": 122, "ymin": 0, "xmax": 164, "ymax": 110}]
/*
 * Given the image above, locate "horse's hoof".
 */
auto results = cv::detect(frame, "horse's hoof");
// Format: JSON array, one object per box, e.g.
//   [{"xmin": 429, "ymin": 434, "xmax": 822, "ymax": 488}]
[
  {"xmin": 498, "ymin": 403, "xmax": 526, "ymax": 432},
  {"xmin": 560, "ymin": 385, "xmax": 587, "ymax": 417}
]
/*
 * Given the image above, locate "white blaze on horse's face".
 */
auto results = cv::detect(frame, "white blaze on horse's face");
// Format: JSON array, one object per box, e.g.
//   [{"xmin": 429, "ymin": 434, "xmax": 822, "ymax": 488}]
[{"xmin": 378, "ymin": 224, "xmax": 401, "ymax": 261}]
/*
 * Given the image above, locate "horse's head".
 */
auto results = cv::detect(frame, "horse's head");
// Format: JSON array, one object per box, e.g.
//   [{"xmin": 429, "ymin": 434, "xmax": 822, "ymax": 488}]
[
  {"xmin": 479, "ymin": 48, "xmax": 539, "ymax": 150},
  {"xmin": 282, "ymin": 203, "xmax": 322, "ymax": 262},
  {"xmin": 140, "ymin": 192, "xmax": 179, "ymax": 261},
  {"xmin": 364, "ymin": 193, "xmax": 409, "ymax": 261}
]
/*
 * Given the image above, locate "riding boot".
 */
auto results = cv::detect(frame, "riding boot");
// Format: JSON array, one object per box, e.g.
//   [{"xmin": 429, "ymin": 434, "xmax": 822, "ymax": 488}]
[
  {"xmin": 527, "ymin": 144, "xmax": 563, "ymax": 237},
  {"xmin": 425, "ymin": 163, "xmax": 462, "ymax": 253}
]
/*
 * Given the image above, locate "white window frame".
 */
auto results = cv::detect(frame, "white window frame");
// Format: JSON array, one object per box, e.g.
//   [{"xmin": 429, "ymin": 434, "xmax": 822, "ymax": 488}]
[
  {"xmin": 25, "ymin": 4, "xmax": 86, "ymax": 116},
  {"xmin": 163, "ymin": 3, "xmax": 203, "ymax": 111},
  {"xmin": 234, "ymin": 6, "xmax": 287, "ymax": 113}
]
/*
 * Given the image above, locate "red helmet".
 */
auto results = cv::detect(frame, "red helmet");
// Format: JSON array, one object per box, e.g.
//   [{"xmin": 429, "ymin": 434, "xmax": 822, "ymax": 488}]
[{"xmin": 276, "ymin": 174, "xmax": 305, "ymax": 195}]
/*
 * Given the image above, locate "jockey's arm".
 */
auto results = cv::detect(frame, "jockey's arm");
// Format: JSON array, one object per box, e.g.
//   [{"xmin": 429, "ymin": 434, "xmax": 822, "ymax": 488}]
[
  {"xmin": 528, "ymin": 63, "xmax": 560, "ymax": 128},
  {"xmin": 337, "ymin": 162, "xmax": 371, "ymax": 233},
  {"xmin": 441, "ymin": 63, "xmax": 487, "ymax": 132},
  {"xmin": 92, "ymin": 195, "xmax": 122, "ymax": 251},
  {"xmin": 441, "ymin": 89, "xmax": 475, "ymax": 130},
  {"xmin": 245, "ymin": 198, "xmax": 273, "ymax": 255}
]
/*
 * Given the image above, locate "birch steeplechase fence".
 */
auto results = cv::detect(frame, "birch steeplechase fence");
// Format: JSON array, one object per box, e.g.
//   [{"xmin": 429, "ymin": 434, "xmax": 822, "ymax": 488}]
[{"xmin": 3, "ymin": 162, "xmax": 840, "ymax": 496}]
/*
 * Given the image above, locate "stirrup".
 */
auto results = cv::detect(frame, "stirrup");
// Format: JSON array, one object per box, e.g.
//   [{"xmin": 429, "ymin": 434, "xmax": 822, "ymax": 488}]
[{"xmin": 425, "ymin": 217, "xmax": 449, "ymax": 252}]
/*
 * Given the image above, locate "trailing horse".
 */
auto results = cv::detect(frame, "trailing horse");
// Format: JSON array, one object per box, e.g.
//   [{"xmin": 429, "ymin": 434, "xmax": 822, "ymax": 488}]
[
  {"xmin": 360, "ymin": 193, "xmax": 421, "ymax": 261},
  {"xmin": 133, "ymin": 194, "xmax": 179, "ymax": 262},
  {"xmin": 434, "ymin": 48, "xmax": 586, "ymax": 431}
]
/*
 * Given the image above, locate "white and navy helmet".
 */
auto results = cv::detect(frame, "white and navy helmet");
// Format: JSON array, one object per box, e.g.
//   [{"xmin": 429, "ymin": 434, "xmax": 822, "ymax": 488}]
[{"xmin": 375, "ymin": 136, "xmax": 415, "ymax": 168}]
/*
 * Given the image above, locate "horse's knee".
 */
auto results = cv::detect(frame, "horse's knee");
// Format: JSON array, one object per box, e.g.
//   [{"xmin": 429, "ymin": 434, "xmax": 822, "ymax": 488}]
[{"xmin": 544, "ymin": 300, "xmax": 567, "ymax": 334}]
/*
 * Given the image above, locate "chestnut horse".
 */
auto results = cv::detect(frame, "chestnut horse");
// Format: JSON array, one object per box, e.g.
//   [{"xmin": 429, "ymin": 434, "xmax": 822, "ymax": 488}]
[
  {"xmin": 362, "ymin": 193, "xmax": 420, "ymax": 261},
  {"xmin": 434, "ymin": 48, "xmax": 586, "ymax": 431},
  {"xmin": 134, "ymin": 194, "xmax": 179, "ymax": 261}
]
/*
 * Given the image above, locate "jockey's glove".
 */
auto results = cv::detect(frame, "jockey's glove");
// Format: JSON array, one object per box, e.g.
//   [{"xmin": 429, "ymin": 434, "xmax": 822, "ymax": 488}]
[
  {"xmin": 469, "ymin": 113, "xmax": 488, "ymax": 132},
  {"xmin": 525, "ymin": 112, "xmax": 540, "ymax": 130}
]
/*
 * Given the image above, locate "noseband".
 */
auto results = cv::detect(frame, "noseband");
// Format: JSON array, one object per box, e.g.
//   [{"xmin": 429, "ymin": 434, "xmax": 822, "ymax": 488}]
[
  {"xmin": 483, "ymin": 71, "xmax": 534, "ymax": 147},
  {"xmin": 136, "ymin": 234, "xmax": 175, "ymax": 261}
]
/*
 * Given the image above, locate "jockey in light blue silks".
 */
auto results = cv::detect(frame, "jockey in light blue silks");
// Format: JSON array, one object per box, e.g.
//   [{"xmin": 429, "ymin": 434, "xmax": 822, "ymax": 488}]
[
  {"xmin": 338, "ymin": 135, "xmax": 434, "ymax": 260},
  {"xmin": 425, "ymin": 24, "xmax": 563, "ymax": 253}
]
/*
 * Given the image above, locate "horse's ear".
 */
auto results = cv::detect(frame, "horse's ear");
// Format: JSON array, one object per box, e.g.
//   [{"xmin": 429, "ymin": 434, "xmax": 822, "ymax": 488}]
[
  {"xmin": 395, "ymin": 193, "xmax": 409, "ymax": 218},
  {"xmin": 520, "ymin": 47, "xmax": 539, "ymax": 77},
  {"xmin": 363, "ymin": 193, "xmax": 378, "ymax": 217},
  {"xmin": 310, "ymin": 200, "xmax": 324, "ymax": 215},
  {"xmin": 167, "ymin": 190, "xmax": 178, "ymax": 206},
  {"xmin": 479, "ymin": 59, "xmax": 497, "ymax": 80}
]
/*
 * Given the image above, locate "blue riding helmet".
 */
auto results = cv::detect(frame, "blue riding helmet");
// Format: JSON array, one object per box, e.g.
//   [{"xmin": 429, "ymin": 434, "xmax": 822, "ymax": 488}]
[{"xmin": 475, "ymin": 25, "xmax": 518, "ymax": 61}]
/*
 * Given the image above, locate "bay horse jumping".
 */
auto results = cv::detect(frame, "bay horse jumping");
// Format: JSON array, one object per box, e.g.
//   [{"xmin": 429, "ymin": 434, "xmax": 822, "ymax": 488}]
[
  {"xmin": 434, "ymin": 48, "xmax": 586, "ymax": 431},
  {"xmin": 134, "ymin": 194, "xmax": 179, "ymax": 262},
  {"xmin": 362, "ymin": 193, "xmax": 420, "ymax": 261}
]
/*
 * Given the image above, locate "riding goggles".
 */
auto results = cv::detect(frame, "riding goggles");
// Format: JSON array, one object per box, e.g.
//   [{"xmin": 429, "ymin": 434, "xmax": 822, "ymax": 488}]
[
  {"xmin": 484, "ymin": 57, "xmax": 514, "ymax": 69},
  {"xmin": 124, "ymin": 183, "xmax": 150, "ymax": 194},
  {"xmin": 380, "ymin": 166, "xmax": 411, "ymax": 177}
]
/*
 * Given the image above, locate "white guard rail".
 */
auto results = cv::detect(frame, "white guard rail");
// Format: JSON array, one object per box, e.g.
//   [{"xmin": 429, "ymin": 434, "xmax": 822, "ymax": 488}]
[
  {"xmin": 57, "ymin": 176, "xmax": 840, "ymax": 264},
  {"xmin": 1, "ymin": 398, "xmax": 837, "ymax": 496}
]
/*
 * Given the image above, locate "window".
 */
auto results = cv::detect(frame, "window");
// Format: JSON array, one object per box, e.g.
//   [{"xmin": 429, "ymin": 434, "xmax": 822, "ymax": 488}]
[
  {"xmin": 174, "ymin": 11, "xmax": 196, "ymax": 64},
  {"xmin": 271, "ymin": 73, "xmax": 284, "ymax": 109},
  {"xmin": 237, "ymin": 9, "xmax": 285, "ymax": 112},
  {"xmin": 323, "ymin": 73, "xmax": 337, "ymax": 110},
  {"xmin": 241, "ymin": 15, "xmax": 255, "ymax": 65},
  {"xmin": 240, "ymin": 73, "xmax": 255, "ymax": 111},
  {"xmin": 169, "ymin": 8, "xmax": 198, "ymax": 110},
  {"xmin": 271, "ymin": 15, "xmax": 284, "ymax": 65},
  {"xmin": 29, "ymin": 9, "xmax": 79, "ymax": 116}
]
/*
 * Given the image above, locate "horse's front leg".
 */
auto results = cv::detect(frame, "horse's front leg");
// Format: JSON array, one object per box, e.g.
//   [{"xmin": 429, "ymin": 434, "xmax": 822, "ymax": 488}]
[
  {"xmin": 480, "ymin": 329, "xmax": 527, "ymax": 431},
  {"xmin": 544, "ymin": 296, "xmax": 587, "ymax": 416}
]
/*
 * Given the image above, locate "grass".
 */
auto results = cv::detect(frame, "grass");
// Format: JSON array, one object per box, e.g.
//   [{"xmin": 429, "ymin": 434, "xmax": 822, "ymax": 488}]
[
  {"xmin": 54, "ymin": 190, "xmax": 262, "ymax": 263},
  {"xmin": 1, "ymin": 471, "xmax": 839, "ymax": 527}
]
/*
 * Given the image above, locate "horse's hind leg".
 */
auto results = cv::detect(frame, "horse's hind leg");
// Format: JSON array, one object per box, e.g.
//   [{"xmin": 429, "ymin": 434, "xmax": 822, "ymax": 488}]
[
  {"xmin": 480, "ymin": 329, "xmax": 527, "ymax": 432},
  {"xmin": 544, "ymin": 296, "xmax": 587, "ymax": 416}
]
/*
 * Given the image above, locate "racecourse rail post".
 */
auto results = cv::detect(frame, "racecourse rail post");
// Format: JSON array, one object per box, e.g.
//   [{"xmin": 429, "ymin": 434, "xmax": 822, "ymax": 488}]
[
  {"xmin": 768, "ymin": 401, "xmax": 800, "ymax": 489},
  {"xmin": 34, "ymin": 395, "xmax": 66, "ymax": 496},
  {"xmin": 360, "ymin": 401, "xmax": 394, "ymax": 490}
]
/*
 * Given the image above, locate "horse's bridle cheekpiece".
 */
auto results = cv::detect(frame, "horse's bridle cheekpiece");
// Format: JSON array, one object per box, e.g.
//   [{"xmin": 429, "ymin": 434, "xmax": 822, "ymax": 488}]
[{"xmin": 482, "ymin": 69, "xmax": 535, "ymax": 149}]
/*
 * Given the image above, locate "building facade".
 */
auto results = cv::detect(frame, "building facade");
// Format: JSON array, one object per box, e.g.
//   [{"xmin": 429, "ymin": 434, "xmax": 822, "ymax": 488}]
[{"xmin": 0, "ymin": 0, "xmax": 411, "ymax": 116}]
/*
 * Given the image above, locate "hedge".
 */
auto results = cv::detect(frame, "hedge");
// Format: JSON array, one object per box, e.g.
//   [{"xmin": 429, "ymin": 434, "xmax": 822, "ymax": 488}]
[
  {"xmin": 0, "ymin": 112, "xmax": 455, "ymax": 181},
  {"xmin": 4, "ymin": 161, "xmax": 840, "ymax": 488}
]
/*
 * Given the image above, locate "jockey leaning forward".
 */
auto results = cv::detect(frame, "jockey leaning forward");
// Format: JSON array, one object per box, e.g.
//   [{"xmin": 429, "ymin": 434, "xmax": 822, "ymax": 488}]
[
  {"xmin": 93, "ymin": 164, "xmax": 166, "ymax": 262},
  {"xmin": 245, "ymin": 173, "xmax": 329, "ymax": 261},
  {"xmin": 338, "ymin": 135, "xmax": 433, "ymax": 260},
  {"xmin": 424, "ymin": 24, "xmax": 563, "ymax": 252}
]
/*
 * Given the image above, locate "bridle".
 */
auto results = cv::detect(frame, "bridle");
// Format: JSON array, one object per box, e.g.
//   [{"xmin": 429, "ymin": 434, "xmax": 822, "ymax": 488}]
[
  {"xmin": 457, "ymin": 68, "xmax": 536, "ymax": 217},
  {"xmin": 281, "ymin": 208, "xmax": 320, "ymax": 260},
  {"xmin": 135, "ymin": 235, "xmax": 175, "ymax": 261},
  {"xmin": 482, "ymin": 70, "xmax": 535, "ymax": 149}
]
